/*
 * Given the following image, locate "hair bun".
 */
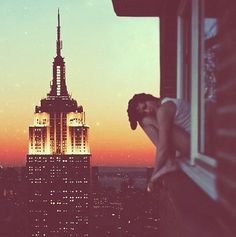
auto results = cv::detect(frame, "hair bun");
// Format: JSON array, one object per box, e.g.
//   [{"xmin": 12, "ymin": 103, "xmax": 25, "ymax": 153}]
[{"xmin": 130, "ymin": 120, "xmax": 137, "ymax": 130}]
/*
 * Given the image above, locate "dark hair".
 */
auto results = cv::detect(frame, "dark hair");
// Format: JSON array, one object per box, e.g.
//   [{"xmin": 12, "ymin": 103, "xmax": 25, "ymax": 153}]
[{"xmin": 127, "ymin": 93, "xmax": 159, "ymax": 130}]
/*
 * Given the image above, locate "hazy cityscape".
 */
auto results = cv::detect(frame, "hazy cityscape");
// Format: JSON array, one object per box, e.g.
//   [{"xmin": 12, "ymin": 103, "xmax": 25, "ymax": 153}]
[{"xmin": 0, "ymin": 165, "xmax": 160, "ymax": 237}]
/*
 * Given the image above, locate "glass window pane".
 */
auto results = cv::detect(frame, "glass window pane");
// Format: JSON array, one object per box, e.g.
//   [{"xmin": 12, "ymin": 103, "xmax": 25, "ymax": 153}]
[
  {"xmin": 182, "ymin": 1, "xmax": 192, "ymax": 102},
  {"xmin": 199, "ymin": 1, "xmax": 218, "ymax": 156}
]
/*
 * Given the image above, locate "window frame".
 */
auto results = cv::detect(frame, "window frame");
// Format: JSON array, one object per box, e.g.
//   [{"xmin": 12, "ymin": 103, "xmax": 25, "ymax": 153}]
[
  {"xmin": 177, "ymin": 0, "xmax": 218, "ymax": 200},
  {"xmin": 177, "ymin": 0, "xmax": 192, "ymax": 102}
]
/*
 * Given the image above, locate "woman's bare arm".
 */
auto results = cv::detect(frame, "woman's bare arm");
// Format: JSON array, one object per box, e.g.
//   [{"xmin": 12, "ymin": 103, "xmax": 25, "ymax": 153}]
[
  {"xmin": 155, "ymin": 104, "xmax": 175, "ymax": 170},
  {"xmin": 140, "ymin": 117, "xmax": 159, "ymax": 147}
]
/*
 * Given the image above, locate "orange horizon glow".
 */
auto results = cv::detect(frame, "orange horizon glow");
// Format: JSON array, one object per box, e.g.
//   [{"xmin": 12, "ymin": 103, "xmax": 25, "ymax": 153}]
[{"xmin": 0, "ymin": 126, "xmax": 156, "ymax": 167}]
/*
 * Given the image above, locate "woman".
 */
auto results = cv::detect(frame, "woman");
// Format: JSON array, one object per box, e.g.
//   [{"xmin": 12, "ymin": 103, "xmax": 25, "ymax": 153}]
[{"xmin": 127, "ymin": 93, "xmax": 190, "ymax": 191}]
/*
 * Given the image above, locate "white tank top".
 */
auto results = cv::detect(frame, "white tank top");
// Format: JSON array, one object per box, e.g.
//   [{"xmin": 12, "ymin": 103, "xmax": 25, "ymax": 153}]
[{"xmin": 161, "ymin": 97, "xmax": 191, "ymax": 133}]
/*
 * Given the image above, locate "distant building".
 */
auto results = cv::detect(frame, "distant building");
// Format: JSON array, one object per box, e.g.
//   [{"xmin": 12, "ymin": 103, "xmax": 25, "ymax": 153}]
[
  {"xmin": 26, "ymin": 10, "xmax": 91, "ymax": 237},
  {"xmin": 91, "ymin": 167, "xmax": 159, "ymax": 237},
  {"xmin": 0, "ymin": 167, "xmax": 29, "ymax": 236},
  {"xmin": 91, "ymin": 167, "xmax": 100, "ymax": 192}
]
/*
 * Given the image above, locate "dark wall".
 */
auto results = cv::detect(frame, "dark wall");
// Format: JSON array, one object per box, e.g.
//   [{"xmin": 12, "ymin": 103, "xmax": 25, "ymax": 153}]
[
  {"xmin": 159, "ymin": 1, "xmax": 179, "ymax": 98},
  {"xmin": 157, "ymin": 171, "xmax": 234, "ymax": 237},
  {"xmin": 215, "ymin": 1, "xmax": 236, "ymax": 229}
]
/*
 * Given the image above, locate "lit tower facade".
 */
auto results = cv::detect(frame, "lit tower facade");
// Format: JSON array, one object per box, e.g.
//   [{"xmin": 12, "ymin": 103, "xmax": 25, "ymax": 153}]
[{"xmin": 27, "ymin": 11, "xmax": 90, "ymax": 237}]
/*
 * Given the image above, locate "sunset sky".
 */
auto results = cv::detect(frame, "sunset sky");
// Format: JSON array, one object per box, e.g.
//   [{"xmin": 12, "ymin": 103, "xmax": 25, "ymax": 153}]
[{"xmin": 0, "ymin": 0, "xmax": 160, "ymax": 167}]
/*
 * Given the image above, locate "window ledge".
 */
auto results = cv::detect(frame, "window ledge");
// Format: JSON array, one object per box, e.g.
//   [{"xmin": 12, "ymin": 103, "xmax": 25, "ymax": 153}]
[{"xmin": 178, "ymin": 160, "xmax": 218, "ymax": 201}]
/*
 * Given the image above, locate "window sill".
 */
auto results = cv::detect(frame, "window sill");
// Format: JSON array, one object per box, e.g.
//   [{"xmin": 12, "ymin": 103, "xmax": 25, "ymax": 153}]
[{"xmin": 178, "ymin": 159, "xmax": 218, "ymax": 201}]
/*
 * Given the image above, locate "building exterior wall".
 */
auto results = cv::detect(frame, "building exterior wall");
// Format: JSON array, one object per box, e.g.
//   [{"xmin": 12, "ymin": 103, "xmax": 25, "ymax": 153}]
[
  {"xmin": 27, "ymin": 155, "xmax": 90, "ymax": 237},
  {"xmin": 215, "ymin": 0, "xmax": 236, "ymax": 229},
  {"xmin": 159, "ymin": 0, "xmax": 179, "ymax": 98},
  {"xmin": 158, "ymin": 171, "xmax": 234, "ymax": 237},
  {"xmin": 111, "ymin": 0, "xmax": 236, "ymax": 236}
]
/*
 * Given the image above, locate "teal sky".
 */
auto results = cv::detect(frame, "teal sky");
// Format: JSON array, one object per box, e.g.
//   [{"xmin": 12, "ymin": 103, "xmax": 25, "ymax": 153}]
[{"xmin": 0, "ymin": 0, "xmax": 160, "ymax": 167}]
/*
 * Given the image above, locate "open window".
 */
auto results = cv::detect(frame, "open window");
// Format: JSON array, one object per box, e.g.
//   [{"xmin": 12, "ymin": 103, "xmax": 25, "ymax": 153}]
[
  {"xmin": 177, "ymin": 0, "xmax": 236, "ymax": 205},
  {"xmin": 177, "ymin": 0, "xmax": 220, "ymax": 200}
]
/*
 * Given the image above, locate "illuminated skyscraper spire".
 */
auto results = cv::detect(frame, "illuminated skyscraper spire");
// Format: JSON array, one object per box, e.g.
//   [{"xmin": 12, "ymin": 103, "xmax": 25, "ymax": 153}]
[
  {"xmin": 57, "ymin": 8, "xmax": 62, "ymax": 56},
  {"xmin": 48, "ymin": 9, "xmax": 68, "ymax": 97}
]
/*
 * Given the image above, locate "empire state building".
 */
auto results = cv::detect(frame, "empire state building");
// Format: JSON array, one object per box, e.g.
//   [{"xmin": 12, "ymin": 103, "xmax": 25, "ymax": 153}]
[{"xmin": 27, "ymin": 11, "xmax": 91, "ymax": 237}]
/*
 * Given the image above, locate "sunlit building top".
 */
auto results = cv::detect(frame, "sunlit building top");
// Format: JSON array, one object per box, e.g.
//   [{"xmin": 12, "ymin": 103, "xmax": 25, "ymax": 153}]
[{"xmin": 28, "ymin": 9, "xmax": 90, "ymax": 155}]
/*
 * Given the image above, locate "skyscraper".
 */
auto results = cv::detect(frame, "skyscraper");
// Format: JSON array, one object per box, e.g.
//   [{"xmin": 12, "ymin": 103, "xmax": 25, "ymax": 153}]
[{"xmin": 27, "ymin": 10, "xmax": 91, "ymax": 237}]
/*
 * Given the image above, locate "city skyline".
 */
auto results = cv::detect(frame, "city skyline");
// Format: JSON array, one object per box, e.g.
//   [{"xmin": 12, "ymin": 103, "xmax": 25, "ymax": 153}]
[{"xmin": 0, "ymin": 0, "xmax": 159, "ymax": 167}]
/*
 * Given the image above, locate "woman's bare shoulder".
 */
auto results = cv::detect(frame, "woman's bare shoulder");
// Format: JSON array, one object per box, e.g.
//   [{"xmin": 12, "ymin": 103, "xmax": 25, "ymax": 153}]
[
  {"xmin": 160, "ymin": 100, "xmax": 176, "ymax": 109},
  {"xmin": 157, "ymin": 101, "xmax": 176, "ymax": 117}
]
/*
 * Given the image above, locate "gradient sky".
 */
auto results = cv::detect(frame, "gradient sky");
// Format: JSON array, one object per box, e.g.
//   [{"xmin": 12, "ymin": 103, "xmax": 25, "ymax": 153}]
[{"xmin": 0, "ymin": 0, "xmax": 160, "ymax": 167}]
